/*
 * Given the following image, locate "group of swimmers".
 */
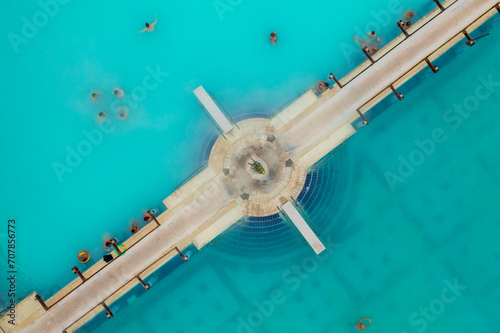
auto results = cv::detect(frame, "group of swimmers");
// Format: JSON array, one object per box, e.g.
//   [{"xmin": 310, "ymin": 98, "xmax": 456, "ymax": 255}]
[
  {"xmin": 102, "ymin": 211, "xmax": 155, "ymax": 252},
  {"xmin": 129, "ymin": 211, "xmax": 154, "ymax": 234},
  {"xmin": 353, "ymin": 11, "xmax": 415, "ymax": 54},
  {"xmin": 314, "ymin": 10, "xmax": 416, "ymax": 94},
  {"xmin": 91, "ymin": 88, "xmax": 128, "ymax": 120}
]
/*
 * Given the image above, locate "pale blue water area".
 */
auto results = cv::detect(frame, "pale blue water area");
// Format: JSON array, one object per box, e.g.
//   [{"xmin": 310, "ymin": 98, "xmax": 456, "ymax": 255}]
[{"xmin": 1, "ymin": 0, "xmax": 499, "ymax": 332}]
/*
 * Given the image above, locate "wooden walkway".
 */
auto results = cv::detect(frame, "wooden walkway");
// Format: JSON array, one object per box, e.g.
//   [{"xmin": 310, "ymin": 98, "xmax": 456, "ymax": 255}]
[{"xmin": 1, "ymin": 0, "xmax": 499, "ymax": 332}]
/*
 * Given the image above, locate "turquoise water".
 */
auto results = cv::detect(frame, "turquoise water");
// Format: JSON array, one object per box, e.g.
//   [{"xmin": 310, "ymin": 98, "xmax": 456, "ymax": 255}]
[{"xmin": 1, "ymin": 0, "xmax": 500, "ymax": 332}]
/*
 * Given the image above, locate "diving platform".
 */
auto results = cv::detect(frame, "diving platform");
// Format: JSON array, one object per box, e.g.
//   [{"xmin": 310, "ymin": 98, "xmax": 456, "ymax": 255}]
[
  {"xmin": 282, "ymin": 201, "xmax": 325, "ymax": 254},
  {"xmin": 194, "ymin": 85, "xmax": 233, "ymax": 133},
  {"xmin": 3, "ymin": 0, "xmax": 500, "ymax": 332}
]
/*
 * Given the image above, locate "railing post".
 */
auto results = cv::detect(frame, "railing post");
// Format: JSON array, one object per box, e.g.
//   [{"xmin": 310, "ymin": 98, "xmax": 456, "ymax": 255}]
[
  {"xmin": 433, "ymin": 0, "xmax": 445, "ymax": 11},
  {"xmin": 175, "ymin": 247, "xmax": 188, "ymax": 262},
  {"xmin": 329, "ymin": 73, "xmax": 343, "ymax": 88},
  {"xmin": 397, "ymin": 21, "xmax": 410, "ymax": 37},
  {"xmin": 136, "ymin": 276, "xmax": 150, "ymax": 290},
  {"xmin": 356, "ymin": 109, "xmax": 369, "ymax": 125},
  {"xmin": 424, "ymin": 57, "xmax": 439, "ymax": 73},
  {"xmin": 35, "ymin": 294, "xmax": 48, "ymax": 311},
  {"xmin": 362, "ymin": 47, "xmax": 375, "ymax": 64},
  {"xmin": 149, "ymin": 210, "xmax": 161, "ymax": 227},
  {"xmin": 390, "ymin": 85, "xmax": 404, "ymax": 100},
  {"xmin": 462, "ymin": 29, "xmax": 475, "ymax": 46},
  {"xmin": 71, "ymin": 266, "xmax": 87, "ymax": 282},
  {"xmin": 111, "ymin": 240, "xmax": 122, "ymax": 256},
  {"xmin": 101, "ymin": 302, "xmax": 113, "ymax": 318}
]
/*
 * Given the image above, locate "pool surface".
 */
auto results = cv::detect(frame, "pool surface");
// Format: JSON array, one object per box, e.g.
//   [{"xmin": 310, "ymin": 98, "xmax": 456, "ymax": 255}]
[{"xmin": 1, "ymin": 0, "xmax": 500, "ymax": 332}]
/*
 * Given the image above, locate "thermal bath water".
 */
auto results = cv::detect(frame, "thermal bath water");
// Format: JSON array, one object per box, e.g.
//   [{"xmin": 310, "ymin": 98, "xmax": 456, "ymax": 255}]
[{"xmin": 1, "ymin": 0, "xmax": 499, "ymax": 332}]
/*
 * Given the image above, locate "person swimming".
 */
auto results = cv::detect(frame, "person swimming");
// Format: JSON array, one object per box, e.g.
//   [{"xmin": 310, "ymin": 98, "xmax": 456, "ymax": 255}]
[
  {"xmin": 113, "ymin": 88, "xmax": 124, "ymax": 98},
  {"xmin": 270, "ymin": 31, "xmax": 279, "ymax": 45},
  {"xmin": 143, "ymin": 212, "xmax": 152, "ymax": 222},
  {"xmin": 354, "ymin": 318, "xmax": 371, "ymax": 330},
  {"xmin": 368, "ymin": 46, "xmax": 378, "ymax": 54},
  {"xmin": 91, "ymin": 91, "xmax": 99, "ymax": 101},
  {"xmin": 130, "ymin": 222, "xmax": 140, "ymax": 234},
  {"xmin": 406, "ymin": 11, "xmax": 415, "ymax": 19},
  {"xmin": 98, "ymin": 111, "xmax": 107, "ymax": 120},
  {"xmin": 368, "ymin": 31, "xmax": 381, "ymax": 42},
  {"xmin": 117, "ymin": 106, "xmax": 128, "ymax": 119},
  {"xmin": 138, "ymin": 14, "xmax": 157, "ymax": 33},
  {"xmin": 104, "ymin": 239, "xmax": 115, "ymax": 251}
]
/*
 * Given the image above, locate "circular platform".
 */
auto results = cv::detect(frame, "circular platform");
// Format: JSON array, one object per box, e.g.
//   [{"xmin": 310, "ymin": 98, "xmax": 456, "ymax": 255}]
[{"xmin": 208, "ymin": 118, "xmax": 307, "ymax": 217}]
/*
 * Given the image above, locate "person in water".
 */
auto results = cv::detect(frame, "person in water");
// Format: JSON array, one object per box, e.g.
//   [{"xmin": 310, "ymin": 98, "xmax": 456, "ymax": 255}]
[
  {"xmin": 113, "ymin": 88, "xmax": 124, "ymax": 98},
  {"xmin": 367, "ymin": 46, "xmax": 378, "ymax": 54},
  {"xmin": 143, "ymin": 212, "xmax": 152, "ymax": 222},
  {"xmin": 368, "ymin": 31, "xmax": 381, "ymax": 42},
  {"xmin": 98, "ymin": 111, "xmax": 107, "ymax": 120},
  {"xmin": 355, "ymin": 318, "xmax": 371, "ymax": 330},
  {"xmin": 91, "ymin": 91, "xmax": 99, "ymax": 101},
  {"xmin": 117, "ymin": 106, "xmax": 128, "ymax": 119},
  {"xmin": 104, "ymin": 239, "xmax": 115, "ymax": 251},
  {"xmin": 406, "ymin": 11, "xmax": 415, "ymax": 19},
  {"xmin": 138, "ymin": 14, "xmax": 157, "ymax": 33},
  {"xmin": 270, "ymin": 31, "xmax": 279, "ymax": 45},
  {"xmin": 130, "ymin": 222, "xmax": 140, "ymax": 234}
]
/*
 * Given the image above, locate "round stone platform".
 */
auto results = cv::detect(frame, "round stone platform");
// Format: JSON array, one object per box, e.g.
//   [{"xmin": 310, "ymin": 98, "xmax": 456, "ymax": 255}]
[{"xmin": 208, "ymin": 118, "xmax": 307, "ymax": 217}]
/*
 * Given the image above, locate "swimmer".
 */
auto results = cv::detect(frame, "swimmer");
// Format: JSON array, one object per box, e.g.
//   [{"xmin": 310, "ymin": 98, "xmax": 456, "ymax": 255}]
[
  {"xmin": 113, "ymin": 88, "xmax": 124, "ymax": 98},
  {"xmin": 368, "ymin": 31, "xmax": 381, "ymax": 42},
  {"xmin": 406, "ymin": 11, "xmax": 415, "ymax": 19},
  {"xmin": 404, "ymin": 20, "xmax": 411, "ymax": 28},
  {"xmin": 104, "ymin": 239, "xmax": 114, "ymax": 251},
  {"xmin": 91, "ymin": 91, "xmax": 99, "ymax": 101},
  {"xmin": 355, "ymin": 318, "xmax": 371, "ymax": 330},
  {"xmin": 98, "ymin": 111, "xmax": 107, "ymax": 120},
  {"xmin": 317, "ymin": 81, "xmax": 329, "ymax": 93},
  {"xmin": 130, "ymin": 222, "xmax": 140, "ymax": 234},
  {"xmin": 138, "ymin": 14, "xmax": 157, "ymax": 33},
  {"xmin": 143, "ymin": 212, "xmax": 152, "ymax": 222},
  {"xmin": 369, "ymin": 46, "xmax": 378, "ymax": 53},
  {"xmin": 117, "ymin": 106, "xmax": 128, "ymax": 119},
  {"xmin": 270, "ymin": 31, "xmax": 279, "ymax": 45}
]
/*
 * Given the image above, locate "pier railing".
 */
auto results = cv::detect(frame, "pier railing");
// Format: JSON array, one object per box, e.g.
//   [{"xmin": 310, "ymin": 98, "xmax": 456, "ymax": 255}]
[
  {"xmin": 62, "ymin": 246, "xmax": 188, "ymax": 333},
  {"xmin": 355, "ymin": 2, "xmax": 500, "ymax": 124},
  {"xmin": 328, "ymin": 0, "xmax": 458, "ymax": 92}
]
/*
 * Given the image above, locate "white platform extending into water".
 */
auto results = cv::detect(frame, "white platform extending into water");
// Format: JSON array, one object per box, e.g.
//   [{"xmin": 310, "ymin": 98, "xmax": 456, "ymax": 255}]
[
  {"xmin": 194, "ymin": 85, "xmax": 233, "ymax": 133},
  {"xmin": 282, "ymin": 201, "xmax": 326, "ymax": 254}
]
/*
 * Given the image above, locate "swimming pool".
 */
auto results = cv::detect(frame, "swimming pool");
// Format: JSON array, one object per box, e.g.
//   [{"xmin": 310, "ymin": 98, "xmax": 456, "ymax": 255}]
[{"xmin": 1, "ymin": 0, "xmax": 499, "ymax": 332}]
